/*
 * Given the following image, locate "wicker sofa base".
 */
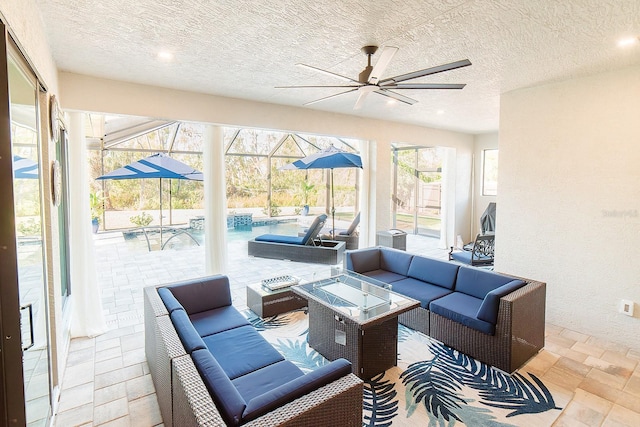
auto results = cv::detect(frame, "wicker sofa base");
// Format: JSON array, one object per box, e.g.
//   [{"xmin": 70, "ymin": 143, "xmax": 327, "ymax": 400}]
[
  {"xmin": 429, "ymin": 281, "xmax": 546, "ymax": 373},
  {"xmin": 248, "ymin": 239, "xmax": 346, "ymax": 265},
  {"xmin": 144, "ymin": 284, "xmax": 363, "ymax": 426},
  {"xmin": 398, "ymin": 306, "xmax": 430, "ymax": 334}
]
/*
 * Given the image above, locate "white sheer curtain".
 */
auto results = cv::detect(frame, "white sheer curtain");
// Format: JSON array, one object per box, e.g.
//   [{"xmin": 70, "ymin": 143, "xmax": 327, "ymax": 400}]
[
  {"xmin": 439, "ymin": 147, "xmax": 457, "ymax": 250},
  {"xmin": 358, "ymin": 140, "xmax": 375, "ymax": 248},
  {"xmin": 68, "ymin": 112, "xmax": 107, "ymax": 338},
  {"xmin": 204, "ymin": 125, "xmax": 227, "ymax": 274}
]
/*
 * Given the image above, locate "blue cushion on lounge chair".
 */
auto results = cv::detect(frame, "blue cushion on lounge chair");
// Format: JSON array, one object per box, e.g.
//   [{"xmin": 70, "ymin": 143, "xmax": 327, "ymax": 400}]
[
  {"xmin": 430, "ymin": 292, "xmax": 494, "ymax": 335},
  {"xmin": 202, "ymin": 325, "xmax": 284, "ymax": 379},
  {"xmin": 255, "ymin": 234, "xmax": 305, "ymax": 244},
  {"xmin": 476, "ymin": 280, "xmax": 525, "ymax": 324},
  {"xmin": 232, "ymin": 360, "xmax": 304, "ymax": 403},
  {"xmin": 190, "ymin": 306, "xmax": 251, "ymax": 337},
  {"xmin": 390, "ymin": 278, "xmax": 453, "ymax": 309},
  {"xmin": 242, "ymin": 358, "xmax": 353, "ymax": 422},
  {"xmin": 167, "ymin": 275, "xmax": 232, "ymax": 315},
  {"xmin": 191, "ymin": 349, "xmax": 246, "ymax": 426},
  {"xmin": 170, "ymin": 309, "xmax": 206, "ymax": 353}
]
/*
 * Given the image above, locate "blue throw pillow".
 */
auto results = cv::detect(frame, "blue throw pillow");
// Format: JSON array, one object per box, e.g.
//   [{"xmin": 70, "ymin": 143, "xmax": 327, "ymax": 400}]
[{"xmin": 476, "ymin": 280, "xmax": 525, "ymax": 324}]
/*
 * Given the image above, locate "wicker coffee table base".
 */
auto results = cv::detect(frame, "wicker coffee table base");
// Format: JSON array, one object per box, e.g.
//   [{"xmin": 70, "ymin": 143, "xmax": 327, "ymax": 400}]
[{"xmin": 307, "ymin": 299, "xmax": 399, "ymax": 379}]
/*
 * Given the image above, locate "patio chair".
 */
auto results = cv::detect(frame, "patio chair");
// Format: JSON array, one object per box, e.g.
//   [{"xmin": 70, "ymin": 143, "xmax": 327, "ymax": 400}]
[
  {"xmin": 248, "ymin": 214, "xmax": 346, "ymax": 264},
  {"xmin": 320, "ymin": 212, "xmax": 360, "ymax": 250},
  {"xmin": 449, "ymin": 233, "xmax": 495, "ymax": 266}
]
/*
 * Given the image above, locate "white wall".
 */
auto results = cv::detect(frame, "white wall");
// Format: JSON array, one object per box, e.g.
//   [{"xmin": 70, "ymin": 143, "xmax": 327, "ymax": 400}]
[
  {"xmin": 472, "ymin": 132, "xmax": 499, "ymax": 239},
  {"xmin": 497, "ymin": 65, "xmax": 640, "ymax": 351}
]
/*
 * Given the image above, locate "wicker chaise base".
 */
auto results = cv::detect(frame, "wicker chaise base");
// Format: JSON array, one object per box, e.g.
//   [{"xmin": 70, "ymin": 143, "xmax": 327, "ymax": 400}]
[
  {"xmin": 429, "ymin": 280, "xmax": 546, "ymax": 373},
  {"xmin": 248, "ymin": 239, "xmax": 346, "ymax": 265}
]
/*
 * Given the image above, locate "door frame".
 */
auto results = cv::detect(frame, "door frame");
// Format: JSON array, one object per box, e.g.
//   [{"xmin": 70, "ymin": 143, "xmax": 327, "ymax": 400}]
[{"xmin": 0, "ymin": 19, "xmax": 28, "ymax": 426}]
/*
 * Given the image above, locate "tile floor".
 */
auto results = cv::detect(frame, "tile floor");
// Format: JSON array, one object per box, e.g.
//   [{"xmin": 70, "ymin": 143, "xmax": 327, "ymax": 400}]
[{"xmin": 53, "ymin": 233, "xmax": 640, "ymax": 426}]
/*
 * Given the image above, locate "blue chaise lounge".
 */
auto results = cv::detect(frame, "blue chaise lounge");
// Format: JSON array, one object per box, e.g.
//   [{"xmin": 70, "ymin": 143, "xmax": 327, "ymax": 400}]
[{"xmin": 247, "ymin": 214, "xmax": 346, "ymax": 264}]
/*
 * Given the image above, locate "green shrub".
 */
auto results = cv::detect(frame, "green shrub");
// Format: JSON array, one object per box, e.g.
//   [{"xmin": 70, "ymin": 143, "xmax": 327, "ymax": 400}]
[{"xmin": 130, "ymin": 211, "xmax": 153, "ymax": 227}]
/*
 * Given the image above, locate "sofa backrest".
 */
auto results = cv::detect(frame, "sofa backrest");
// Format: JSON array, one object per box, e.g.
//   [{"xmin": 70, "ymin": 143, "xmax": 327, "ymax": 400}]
[
  {"xmin": 407, "ymin": 256, "xmax": 459, "ymax": 289},
  {"xmin": 455, "ymin": 266, "xmax": 515, "ymax": 299},
  {"xmin": 166, "ymin": 275, "xmax": 232, "ymax": 315},
  {"xmin": 379, "ymin": 247, "xmax": 413, "ymax": 276},
  {"xmin": 345, "ymin": 247, "xmax": 381, "ymax": 273}
]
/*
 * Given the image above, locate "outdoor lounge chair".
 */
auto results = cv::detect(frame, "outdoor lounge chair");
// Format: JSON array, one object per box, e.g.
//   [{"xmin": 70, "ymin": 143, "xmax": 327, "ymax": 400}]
[
  {"xmin": 248, "ymin": 214, "xmax": 346, "ymax": 264},
  {"xmin": 449, "ymin": 233, "xmax": 495, "ymax": 266},
  {"xmin": 320, "ymin": 212, "xmax": 360, "ymax": 250}
]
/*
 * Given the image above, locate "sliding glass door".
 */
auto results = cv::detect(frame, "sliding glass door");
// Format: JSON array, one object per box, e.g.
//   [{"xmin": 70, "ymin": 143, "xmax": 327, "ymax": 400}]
[{"xmin": 0, "ymin": 22, "xmax": 52, "ymax": 426}]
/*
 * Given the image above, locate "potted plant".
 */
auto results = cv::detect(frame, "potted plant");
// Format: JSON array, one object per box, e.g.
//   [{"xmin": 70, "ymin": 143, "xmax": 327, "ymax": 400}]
[
  {"xmin": 89, "ymin": 191, "xmax": 103, "ymax": 233},
  {"xmin": 300, "ymin": 180, "xmax": 315, "ymax": 216}
]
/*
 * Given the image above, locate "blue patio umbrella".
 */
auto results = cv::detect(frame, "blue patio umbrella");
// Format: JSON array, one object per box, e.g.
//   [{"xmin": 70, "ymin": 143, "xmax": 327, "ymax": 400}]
[
  {"xmin": 96, "ymin": 153, "xmax": 203, "ymax": 234},
  {"xmin": 13, "ymin": 155, "xmax": 39, "ymax": 179},
  {"xmin": 282, "ymin": 145, "xmax": 362, "ymax": 236}
]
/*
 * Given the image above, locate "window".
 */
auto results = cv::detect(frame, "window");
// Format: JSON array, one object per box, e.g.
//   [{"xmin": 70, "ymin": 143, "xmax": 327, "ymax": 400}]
[{"xmin": 482, "ymin": 149, "xmax": 498, "ymax": 196}]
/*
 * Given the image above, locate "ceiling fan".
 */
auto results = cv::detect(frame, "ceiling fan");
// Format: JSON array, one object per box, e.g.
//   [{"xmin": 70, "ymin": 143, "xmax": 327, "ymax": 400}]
[{"xmin": 277, "ymin": 45, "xmax": 471, "ymax": 110}]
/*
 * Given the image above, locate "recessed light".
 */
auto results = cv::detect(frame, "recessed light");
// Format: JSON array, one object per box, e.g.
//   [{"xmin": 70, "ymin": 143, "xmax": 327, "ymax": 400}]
[
  {"xmin": 387, "ymin": 99, "xmax": 397, "ymax": 105},
  {"xmin": 617, "ymin": 36, "xmax": 639, "ymax": 48},
  {"xmin": 436, "ymin": 110, "xmax": 445, "ymax": 115},
  {"xmin": 157, "ymin": 51, "xmax": 174, "ymax": 61}
]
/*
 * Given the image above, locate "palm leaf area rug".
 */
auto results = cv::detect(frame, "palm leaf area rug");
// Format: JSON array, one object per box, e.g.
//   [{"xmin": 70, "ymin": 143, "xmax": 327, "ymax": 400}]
[{"xmin": 244, "ymin": 309, "xmax": 569, "ymax": 427}]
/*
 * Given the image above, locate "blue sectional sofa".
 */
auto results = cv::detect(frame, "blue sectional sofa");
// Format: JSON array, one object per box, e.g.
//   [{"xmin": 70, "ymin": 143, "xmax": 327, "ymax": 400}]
[
  {"xmin": 345, "ymin": 247, "xmax": 546, "ymax": 373},
  {"xmin": 144, "ymin": 275, "xmax": 363, "ymax": 426}
]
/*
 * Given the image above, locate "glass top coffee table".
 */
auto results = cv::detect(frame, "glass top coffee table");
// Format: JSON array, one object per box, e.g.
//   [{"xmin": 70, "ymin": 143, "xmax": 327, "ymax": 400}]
[{"xmin": 292, "ymin": 271, "xmax": 419, "ymax": 379}]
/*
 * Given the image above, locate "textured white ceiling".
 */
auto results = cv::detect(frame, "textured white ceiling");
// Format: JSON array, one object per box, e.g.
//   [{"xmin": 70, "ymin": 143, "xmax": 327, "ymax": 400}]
[{"xmin": 34, "ymin": 0, "xmax": 640, "ymax": 133}]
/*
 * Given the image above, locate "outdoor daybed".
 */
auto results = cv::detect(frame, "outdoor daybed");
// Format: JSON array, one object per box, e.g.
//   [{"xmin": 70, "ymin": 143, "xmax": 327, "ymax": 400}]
[
  {"xmin": 344, "ymin": 246, "xmax": 546, "ymax": 373},
  {"xmin": 248, "ymin": 214, "xmax": 346, "ymax": 264},
  {"xmin": 144, "ymin": 275, "xmax": 363, "ymax": 426}
]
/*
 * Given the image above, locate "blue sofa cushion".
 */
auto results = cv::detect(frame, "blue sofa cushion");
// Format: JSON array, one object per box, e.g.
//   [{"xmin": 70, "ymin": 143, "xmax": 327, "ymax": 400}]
[
  {"xmin": 346, "ymin": 247, "xmax": 381, "ymax": 273},
  {"xmin": 191, "ymin": 349, "xmax": 246, "ymax": 426},
  {"xmin": 379, "ymin": 248, "xmax": 413, "ymax": 276},
  {"xmin": 430, "ymin": 292, "xmax": 495, "ymax": 335},
  {"xmin": 232, "ymin": 360, "xmax": 304, "ymax": 403},
  {"xmin": 455, "ymin": 267, "xmax": 514, "ymax": 299},
  {"xmin": 158, "ymin": 287, "xmax": 184, "ymax": 313},
  {"xmin": 190, "ymin": 306, "xmax": 250, "ymax": 337},
  {"xmin": 450, "ymin": 250, "xmax": 493, "ymax": 264},
  {"xmin": 476, "ymin": 280, "xmax": 526, "ymax": 324},
  {"xmin": 242, "ymin": 358, "xmax": 353, "ymax": 422},
  {"xmin": 255, "ymin": 234, "xmax": 305, "ymax": 245},
  {"xmin": 170, "ymin": 309, "xmax": 206, "ymax": 353},
  {"xmin": 407, "ymin": 256, "xmax": 459, "ymax": 290},
  {"xmin": 167, "ymin": 275, "xmax": 232, "ymax": 315},
  {"xmin": 390, "ymin": 278, "xmax": 453, "ymax": 309},
  {"xmin": 362, "ymin": 269, "xmax": 408, "ymax": 284},
  {"xmin": 202, "ymin": 325, "xmax": 284, "ymax": 379}
]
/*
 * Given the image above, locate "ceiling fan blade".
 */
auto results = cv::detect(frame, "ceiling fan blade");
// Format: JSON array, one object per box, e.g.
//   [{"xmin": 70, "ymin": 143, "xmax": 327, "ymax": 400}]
[
  {"xmin": 303, "ymin": 88, "xmax": 359, "ymax": 106},
  {"xmin": 353, "ymin": 86, "xmax": 378, "ymax": 110},
  {"xmin": 296, "ymin": 63, "xmax": 360, "ymax": 84},
  {"xmin": 368, "ymin": 46, "xmax": 398, "ymax": 84},
  {"xmin": 379, "ymin": 59, "xmax": 471, "ymax": 85},
  {"xmin": 374, "ymin": 89, "xmax": 418, "ymax": 105},
  {"xmin": 276, "ymin": 85, "xmax": 362, "ymax": 89},
  {"xmin": 380, "ymin": 83, "xmax": 467, "ymax": 90}
]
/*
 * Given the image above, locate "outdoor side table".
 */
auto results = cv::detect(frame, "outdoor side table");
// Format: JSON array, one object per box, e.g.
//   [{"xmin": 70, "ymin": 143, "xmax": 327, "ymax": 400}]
[{"xmin": 246, "ymin": 282, "xmax": 307, "ymax": 318}]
